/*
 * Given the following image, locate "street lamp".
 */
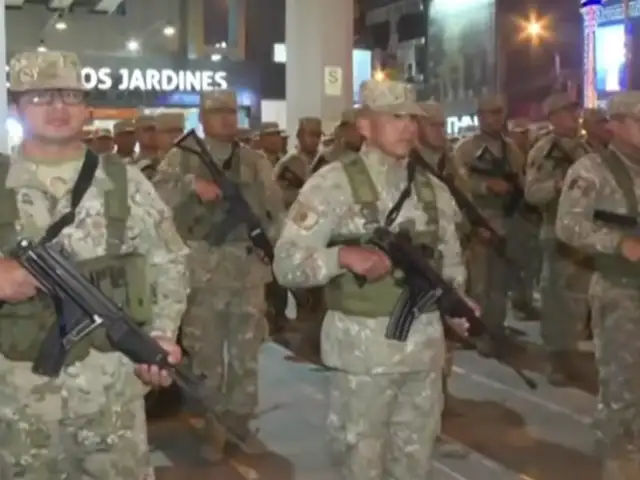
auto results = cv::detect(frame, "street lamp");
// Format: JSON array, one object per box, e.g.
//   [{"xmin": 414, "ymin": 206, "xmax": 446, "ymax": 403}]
[{"xmin": 517, "ymin": 13, "xmax": 550, "ymax": 45}]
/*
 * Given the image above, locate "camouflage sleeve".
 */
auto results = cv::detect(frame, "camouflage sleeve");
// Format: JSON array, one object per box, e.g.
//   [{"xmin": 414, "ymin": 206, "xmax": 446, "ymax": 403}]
[
  {"xmin": 453, "ymin": 139, "xmax": 488, "ymax": 195},
  {"xmin": 152, "ymin": 147, "xmax": 194, "ymax": 209},
  {"xmin": 434, "ymin": 181, "xmax": 466, "ymax": 290},
  {"xmin": 556, "ymin": 156, "xmax": 624, "ymax": 254},
  {"xmin": 507, "ymin": 139, "xmax": 526, "ymax": 185},
  {"xmin": 524, "ymin": 140, "xmax": 561, "ymax": 206},
  {"xmin": 126, "ymin": 166, "xmax": 189, "ymax": 340},
  {"xmin": 273, "ymin": 164, "xmax": 349, "ymax": 287},
  {"xmin": 253, "ymin": 150, "xmax": 286, "ymax": 239}
]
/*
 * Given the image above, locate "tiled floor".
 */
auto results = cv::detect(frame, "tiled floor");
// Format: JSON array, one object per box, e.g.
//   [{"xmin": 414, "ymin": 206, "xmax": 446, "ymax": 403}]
[{"xmin": 149, "ymin": 316, "xmax": 601, "ymax": 479}]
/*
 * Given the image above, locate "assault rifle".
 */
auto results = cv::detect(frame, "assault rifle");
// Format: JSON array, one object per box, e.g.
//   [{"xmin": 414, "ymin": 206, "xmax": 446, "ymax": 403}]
[
  {"xmin": 469, "ymin": 146, "xmax": 523, "ymax": 216},
  {"xmin": 175, "ymin": 130, "xmax": 275, "ymax": 261},
  {"xmin": 593, "ymin": 210, "xmax": 639, "ymax": 229},
  {"xmin": 411, "ymin": 151, "xmax": 517, "ymax": 266},
  {"xmin": 357, "ymin": 227, "xmax": 537, "ymax": 389},
  {"xmin": 12, "ymin": 239, "xmax": 247, "ymax": 446}
]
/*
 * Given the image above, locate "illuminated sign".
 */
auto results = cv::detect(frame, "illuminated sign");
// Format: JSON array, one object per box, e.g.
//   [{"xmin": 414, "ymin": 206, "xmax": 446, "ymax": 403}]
[
  {"xmin": 5, "ymin": 66, "xmax": 229, "ymax": 92},
  {"xmin": 447, "ymin": 114, "xmax": 478, "ymax": 135},
  {"xmin": 81, "ymin": 67, "xmax": 228, "ymax": 91}
]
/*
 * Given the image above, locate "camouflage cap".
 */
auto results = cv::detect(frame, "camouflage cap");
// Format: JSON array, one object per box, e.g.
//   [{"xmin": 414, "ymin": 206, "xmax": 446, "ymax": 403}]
[
  {"xmin": 93, "ymin": 128, "xmax": 112, "ymax": 138},
  {"xmin": 9, "ymin": 50, "xmax": 86, "ymax": 92},
  {"xmin": 113, "ymin": 119, "xmax": 135, "ymax": 134},
  {"xmin": 607, "ymin": 91, "xmax": 640, "ymax": 119},
  {"xmin": 259, "ymin": 122, "xmax": 284, "ymax": 135},
  {"xmin": 155, "ymin": 112, "xmax": 185, "ymax": 131},
  {"xmin": 543, "ymin": 92, "xmax": 579, "ymax": 117},
  {"xmin": 418, "ymin": 101, "xmax": 445, "ymax": 122},
  {"xmin": 582, "ymin": 107, "xmax": 608, "ymax": 123},
  {"xmin": 298, "ymin": 116, "xmax": 322, "ymax": 132},
  {"xmin": 476, "ymin": 94, "xmax": 506, "ymax": 112},
  {"xmin": 509, "ymin": 118, "xmax": 530, "ymax": 132},
  {"xmin": 135, "ymin": 115, "xmax": 156, "ymax": 129},
  {"xmin": 359, "ymin": 79, "xmax": 425, "ymax": 116},
  {"xmin": 200, "ymin": 90, "xmax": 237, "ymax": 111}
]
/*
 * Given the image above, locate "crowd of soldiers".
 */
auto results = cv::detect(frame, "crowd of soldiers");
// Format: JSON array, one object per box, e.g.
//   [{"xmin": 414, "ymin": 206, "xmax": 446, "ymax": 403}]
[{"xmin": 0, "ymin": 47, "xmax": 638, "ymax": 480}]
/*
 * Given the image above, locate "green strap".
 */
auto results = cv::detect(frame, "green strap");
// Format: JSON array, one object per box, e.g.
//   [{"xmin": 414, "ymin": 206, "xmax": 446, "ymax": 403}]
[
  {"xmin": 102, "ymin": 160, "xmax": 129, "ymax": 254},
  {"xmin": 0, "ymin": 158, "xmax": 18, "ymax": 252},
  {"xmin": 341, "ymin": 154, "xmax": 380, "ymax": 226},
  {"xmin": 413, "ymin": 169, "xmax": 439, "ymax": 247},
  {"xmin": 601, "ymin": 149, "xmax": 639, "ymax": 217}
]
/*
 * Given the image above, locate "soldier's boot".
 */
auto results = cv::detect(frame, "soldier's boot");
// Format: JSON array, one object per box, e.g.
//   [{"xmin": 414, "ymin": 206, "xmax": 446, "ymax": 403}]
[
  {"xmin": 199, "ymin": 416, "xmax": 228, "ymax": 463},
  {"xmin": 547, "ymin": 352, "xmax": 572, "ymax": 386}
]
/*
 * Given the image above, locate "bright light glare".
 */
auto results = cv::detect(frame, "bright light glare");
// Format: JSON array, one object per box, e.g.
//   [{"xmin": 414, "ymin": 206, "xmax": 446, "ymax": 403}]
[
  {"xmin": 163, "ymin": 25, "xmax": 176, "ymax": 36},
  {"xmin": 516, "ymin": 12, "xmax": 550, "ymax": 44},
  {"xmin": 211, "ymin": 53, "xmax": 222, "ymax": 62},
  {"xmin": 54, "ymin": 20, "xmax": 67, "ymax": 31},
  {"xmin": 126, "ymin": 39, "xmax": 140, "ymax": 52},
  {"xmin": 37, "ymin": 44, "xmax": 47, "ymax": 52},
  {"xmin": 373, "ymin": 69, "xmax": 386, "ymax": 81}
]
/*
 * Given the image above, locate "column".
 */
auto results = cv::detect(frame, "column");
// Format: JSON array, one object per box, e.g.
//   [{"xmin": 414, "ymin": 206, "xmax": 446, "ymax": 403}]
[
  {"xmin": 285, "ymin": 0, "xmax": 353, "ymax": 137},
  {"xmin": 0, "ymin": 0, "xmax": 7, "ymax": 154},
  {"xmin": 228, "ymin": 0, "xmax": 246, "ymax": 60}
]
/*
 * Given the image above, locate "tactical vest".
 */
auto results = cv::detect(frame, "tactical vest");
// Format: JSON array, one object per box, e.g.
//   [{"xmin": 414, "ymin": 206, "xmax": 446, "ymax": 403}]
[
  {"xmin": 173, "ymin": 144, "xmax": 269, "ymax": 246},
  {"xmin": 0, "ymin": 159, "xmax": 152, "ymax": 364},
  {"xmin": 324, "ymin": 154, "xmax": 441, "ymax": 317},
  {"xmin": 594, "ymin": 149, "xmax": 640, "ymax": 285}
]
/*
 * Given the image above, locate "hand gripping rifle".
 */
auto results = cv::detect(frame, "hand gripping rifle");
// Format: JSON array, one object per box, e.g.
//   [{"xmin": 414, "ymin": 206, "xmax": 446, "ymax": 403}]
[
  {"xmin": 12, "ymin": 239, "xmax": 247, "ymax": 445},
  {"xmin": 360, "ymin": 227, "xmax": 537, "ymax": 389}
]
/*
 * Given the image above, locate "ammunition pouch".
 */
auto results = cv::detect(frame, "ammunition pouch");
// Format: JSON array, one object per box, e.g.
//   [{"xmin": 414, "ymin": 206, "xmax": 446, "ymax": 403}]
[
  {"xmin": 325, "ymin": 232, "xmax": 442, "ymax": 317},
  {"xmin": 0, "ymin": 252, "xmax": 152, "ymax": 363}
]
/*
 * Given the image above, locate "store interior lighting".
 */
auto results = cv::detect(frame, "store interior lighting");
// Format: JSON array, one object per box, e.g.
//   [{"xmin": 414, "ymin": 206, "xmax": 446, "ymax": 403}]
[
  {"xmin": 37, "ymin": 42, "xmax": 47, "ymax": 52},
  {"xmin": 126, "ymin": 39, "xmax": 140, "ymax": 52},
  {"xmin": 163, "ymin": 25, "xmax": 176, "ymax": 37},
  {"xmin": 211, "ymin": 53, "xmax": 222, "ymax": 62},
  {"xmin": 54, "ymin": 20, "xmax": 67, "ymax": 31}
]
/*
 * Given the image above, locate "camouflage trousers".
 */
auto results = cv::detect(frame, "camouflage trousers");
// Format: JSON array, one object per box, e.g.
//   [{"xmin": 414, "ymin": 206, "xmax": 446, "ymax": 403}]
[
  {"xmin": 327, "ymin": 369, "xmax": 443, "ymax": 480},
  {"xmin": 0, "ymin": 395, "xmax": 152, "ymax": 479},
  {"xmin": 591, "ymin": 281, "xmax": 640, "ymax": 479},
  {"xmin": 506, "ymin": 213, "xmax": 541, "ymax": 304},
  {"xmin": 181, "ymin": 285, "xmax": 268, "ymax": 418},
  {"xmin": 540, "ymin": 240, "xmax": 591, "ymax": 352},
  {"xmin": 467, "ymin": 238, "xmax": 508, "ymax": 329}
]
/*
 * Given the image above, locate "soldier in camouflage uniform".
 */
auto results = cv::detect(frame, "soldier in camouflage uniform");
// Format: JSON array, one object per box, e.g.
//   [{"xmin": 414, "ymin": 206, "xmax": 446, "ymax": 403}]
[
  {"xmin": 506, "ymin": 118, "xmax": 541, "ymax": 319},
  {"xmin": 556, "ymin": 91, "xmax": 640, "ymax": 479},
  {"xmin": 91, "ymin": 127, "xmax": 114, "ymax": 155},
  {"xmin": 155, "ymin": 112, "xmax": 185, "ymax": 159},
  {"xmin": 154, "ymin": 90, "xmax": 284, "ymax": 459},
  {"xmin": 257, "ymin": 121, "xmax": 286, "ymax": 167},
  {"xmin": 133, "ymin": 115, "xmax": 160, "ymax": 179},
  {"xmin": 582, "ymin": 107, "xmax": 611, "ymax": 154},
  {"xmin": 311, "ymin": 108, "xmax": 363, "ymax": 173},
  {"xmin": 0, "ymin": 50, "xmax": 188, "ymax": 480},
  {"xmin": 525, "ymin": 92, "xmax": 593, "ymax": 385},
  {"xmin": 274, "ymin": 116, "xmax": 323, "ymax": 208},
  {"xmin": 273, "ymin": 79, "xmax": 469, "ymax": 479},
  {"xmin": 453, "ymin": 94, "xmax": 525, "ymax": 356},
  {"xmin": 113, "ymin": 119, "xmax": 136, "ymax": 163}
]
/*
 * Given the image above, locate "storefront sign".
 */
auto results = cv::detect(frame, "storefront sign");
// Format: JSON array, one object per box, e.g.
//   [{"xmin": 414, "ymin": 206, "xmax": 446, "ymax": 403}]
[
  {"xmin": 81, "ymin": 67, "xmax": 228, "ymax": 91},
  {"xmin": 446, "ymin": 114, "xmax": 478, "ymax": 135}
]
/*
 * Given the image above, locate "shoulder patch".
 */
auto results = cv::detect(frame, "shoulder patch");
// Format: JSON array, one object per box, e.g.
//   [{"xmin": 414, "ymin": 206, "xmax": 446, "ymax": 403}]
[
  {"xmin": 289, "ymin": 200, "xmax": 320, "ymax": 231},
  {"xmin": 566, "ymin": 175, "xmax": 596, "ymax": 195}
]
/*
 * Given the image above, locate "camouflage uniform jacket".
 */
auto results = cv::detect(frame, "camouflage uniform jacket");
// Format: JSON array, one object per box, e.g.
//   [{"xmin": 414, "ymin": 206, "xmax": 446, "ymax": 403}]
[
  {"xmin": 273, "ymin": 146, "xmax": 466, "ymax": 374},
  {"xmin": 525, "ymin": 133, "xmax": 591, "ymax": 239},
  {"xmin": 0, "ymin": 150, "xmax": 189, "ymax": 418},
  {"xmin": 154, "ymin": 138, "xmax": 285, "ymax": 289},
  {"xmin": 556, "ymin": 144, "xmax": 639, "ymax": 294}
]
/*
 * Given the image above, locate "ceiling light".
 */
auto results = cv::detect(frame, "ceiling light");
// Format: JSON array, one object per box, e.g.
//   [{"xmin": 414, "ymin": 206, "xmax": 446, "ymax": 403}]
[
  {"xmin": 163, "ymin": 25, "xmax": 176, "ymax": 36},
  {"xmin": 126, "ymin": 39, "xmax": 140, "ymax": 52},
  {"xmin": 54, "ymin": 20, "xmax": 67, "ymax": 31},
  {"xmin": 37, "ymin": 44, "xmax": 47, "ymax": 52},
  {"xmin": 211, "ymin": 53, "xmax": 222, "ymax": 62}
]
